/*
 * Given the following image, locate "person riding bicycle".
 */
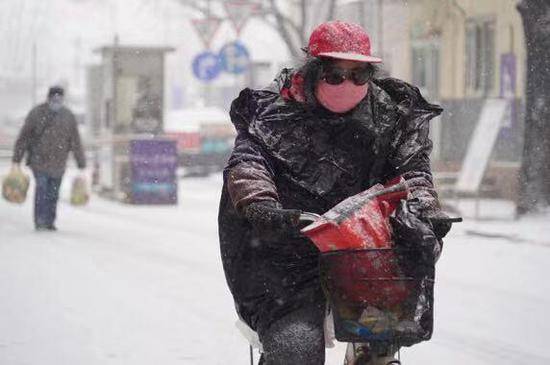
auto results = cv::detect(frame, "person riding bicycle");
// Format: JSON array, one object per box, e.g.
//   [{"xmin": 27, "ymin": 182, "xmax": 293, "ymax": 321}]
[{"xmin": 218, "ymin": 21, "xmax": 450, "ymax": 364}]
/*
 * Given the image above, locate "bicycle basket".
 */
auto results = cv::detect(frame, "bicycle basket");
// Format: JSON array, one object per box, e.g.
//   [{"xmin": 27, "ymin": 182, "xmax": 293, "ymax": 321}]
[{"xmin": 320, "ymin": 248, "xmax": 435, "ymax": 347}]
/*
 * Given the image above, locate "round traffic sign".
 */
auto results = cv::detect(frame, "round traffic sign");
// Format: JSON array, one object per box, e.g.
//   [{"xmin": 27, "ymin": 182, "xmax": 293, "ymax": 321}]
[
  {"xmin": 192, "ymin": 51, "xmax": 221, "ymax": 82},
  {"xmin": 219, "ymin": 41, "xmax": 250, "ymax": 75}
]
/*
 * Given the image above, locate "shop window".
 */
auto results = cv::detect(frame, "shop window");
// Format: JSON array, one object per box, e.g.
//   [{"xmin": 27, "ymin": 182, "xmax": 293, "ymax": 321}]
[
  {"xmin": 466, "ymin": 18, "xmax": 495, "ymax": 95},
  {"xmin": 412, "ymin": 41, "xmax": 440, "ymax": 99}
]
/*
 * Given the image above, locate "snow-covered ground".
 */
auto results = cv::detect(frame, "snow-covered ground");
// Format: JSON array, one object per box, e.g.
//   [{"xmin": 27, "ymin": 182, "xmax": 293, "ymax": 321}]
[{"xmin": 1, "ymin": 165, "xmax": 550, "ymax": 365}]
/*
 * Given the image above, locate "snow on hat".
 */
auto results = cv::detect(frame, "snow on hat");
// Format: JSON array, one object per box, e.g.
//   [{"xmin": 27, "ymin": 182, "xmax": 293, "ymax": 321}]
[{"xmin": 307, "ymin": 20, "xmax": 382, "ymax": 63}]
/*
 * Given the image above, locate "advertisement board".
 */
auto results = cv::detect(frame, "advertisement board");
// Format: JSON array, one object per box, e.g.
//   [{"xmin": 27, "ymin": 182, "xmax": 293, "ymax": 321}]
[{"xmin": 129, "ymin": 140, "xmax": 178, "ymax": 204}]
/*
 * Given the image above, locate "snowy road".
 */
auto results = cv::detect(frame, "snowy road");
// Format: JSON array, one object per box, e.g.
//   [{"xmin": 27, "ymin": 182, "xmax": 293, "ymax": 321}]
[{"xmin": 1, "ymin": 168, "xmax": 550, "ymax": 364}]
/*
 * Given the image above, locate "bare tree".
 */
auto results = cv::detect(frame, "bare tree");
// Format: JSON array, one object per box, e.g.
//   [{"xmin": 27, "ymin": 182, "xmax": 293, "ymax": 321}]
[
  {"xmin": 516, "ymin": 0, "xmax": 550, "ymax": 215},
  {"xmin": 175, "ymin": 0, "xmax": 337, "ymax": 58}
]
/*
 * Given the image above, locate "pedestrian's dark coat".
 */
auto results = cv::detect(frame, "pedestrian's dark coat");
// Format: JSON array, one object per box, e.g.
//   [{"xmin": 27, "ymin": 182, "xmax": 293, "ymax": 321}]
[
  {"xmin": 218, "ymin": 70, "xmax": 443, "ymax": 336},
  {"xmin": 13, "ymin": 103, "xmax": 86, "ymax": 177}
]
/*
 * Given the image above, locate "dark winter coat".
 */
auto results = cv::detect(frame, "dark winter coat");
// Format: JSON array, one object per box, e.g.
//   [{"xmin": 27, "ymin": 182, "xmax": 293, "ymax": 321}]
[
  {"xmin": 13, "ymin": 103, "xmax": 86, "ymax": 177},
  {"xmin": 218, "ymin": 70, "xmax": 443, "ymax": 336}
]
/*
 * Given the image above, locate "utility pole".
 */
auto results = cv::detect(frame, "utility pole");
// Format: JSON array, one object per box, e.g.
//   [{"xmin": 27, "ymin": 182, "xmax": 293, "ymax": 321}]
[
  {"xmin": 163, "ymin": 1, "xmax": 170, "ymax": 44},
  {"xmin": 74, "ymin": 37, "xmax": 82, "ymax": 90},
  {"xmin": 205, "ymin": 0, "xmax": 212, "ymax": 106},
  {"xmin": 32, "ymin": 41, "xmax": 37, "ymax": 106}
]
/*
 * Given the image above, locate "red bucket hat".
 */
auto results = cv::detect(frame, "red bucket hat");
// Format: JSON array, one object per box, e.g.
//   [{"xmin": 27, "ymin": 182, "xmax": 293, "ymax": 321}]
[{"xmin": 307, "ymin": 21, "xmax": 382, "ymax": 63}]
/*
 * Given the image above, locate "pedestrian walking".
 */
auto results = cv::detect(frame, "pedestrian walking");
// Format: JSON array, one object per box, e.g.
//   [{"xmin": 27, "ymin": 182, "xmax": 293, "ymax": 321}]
[{"xmin": 11, "ymin": 86, "xmax": 86, "ymax": 231}]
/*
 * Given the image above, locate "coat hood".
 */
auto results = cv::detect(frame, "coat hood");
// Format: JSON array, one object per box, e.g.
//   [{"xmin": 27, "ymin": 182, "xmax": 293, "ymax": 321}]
[
  {"xmin": 227, "ymin": 70, "xmax": 442, "ymax": 198},
  {"xmin": 230, "ymin": 69, "xmax": 442, "ymax": 134}
]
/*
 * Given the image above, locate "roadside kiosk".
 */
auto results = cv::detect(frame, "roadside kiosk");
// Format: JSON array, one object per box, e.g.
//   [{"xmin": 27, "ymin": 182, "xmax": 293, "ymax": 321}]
[{"xmin": 92, "ymin": 45, "xmax": 177, "ymax": 204}]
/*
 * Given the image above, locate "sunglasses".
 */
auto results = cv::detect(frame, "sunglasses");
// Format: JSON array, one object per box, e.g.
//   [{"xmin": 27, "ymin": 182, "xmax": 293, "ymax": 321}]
[{"xmin": 321, "ymin": 65, "xmax": 374, "ymax": 86}]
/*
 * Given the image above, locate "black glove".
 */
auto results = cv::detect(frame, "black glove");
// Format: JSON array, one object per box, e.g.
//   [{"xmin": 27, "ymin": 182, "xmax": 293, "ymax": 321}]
[
  {"xmin": 243, "ymin": 201, "xmax": 302, "ymax": 233},
  {"xmin": 390, "ymin": 201, "xmax": 437, "ymax": 246},
  {"xmin": 426, "ymin": 211, "xmax": 453, "ymax": 239},
  {"xmin": 390, "ymin": 200, "xmax": 441, "ymax": 267},
  {"xmin": 404, "ymin": 198, "xmax": 452, "ymax": 239}
]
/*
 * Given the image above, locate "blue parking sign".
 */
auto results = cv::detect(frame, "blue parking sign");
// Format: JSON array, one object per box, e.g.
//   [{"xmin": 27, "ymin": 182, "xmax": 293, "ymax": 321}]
[
  {"xmin": 192, "ymin": 51, "xmax": 221, "ymax": 82},
  {"xmin": 219, "ymin": 41, "xmax": 250, "ymax": 75}
]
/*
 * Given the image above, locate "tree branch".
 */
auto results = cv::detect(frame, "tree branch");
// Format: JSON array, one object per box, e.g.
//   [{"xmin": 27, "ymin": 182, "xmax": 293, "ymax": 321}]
[
  {"xmin": 268, "ymin": 0, "xmax": 302, "ymax": 57},
  {"xmin": 173, "ymin": 0, "xmax": 303, "ymax": 57},
  {"xmin": 176, "ymin": 0, "xmax": 208, "ymax": 15},
  {"xmin": 300, "ymin": 0, "xmax": 307, "ymax": 43},
  {"xmin": 174, "ymin": 0, "xmax": 225, "ymax": 17},
  {"xmin": 326, "ymin": 0, "xmax": 337, "ymax": 21},
  {"xmin": 516, "ymin": 0, "xmax": 528, "ymax": 14}
]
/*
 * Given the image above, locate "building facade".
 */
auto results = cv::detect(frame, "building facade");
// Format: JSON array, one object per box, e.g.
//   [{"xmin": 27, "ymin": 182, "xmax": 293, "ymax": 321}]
[
  {"xmin": 407, "ymin": 0, "xmax": 525, "ymax": 168},
  {"xmin": 333, "ymin": 0, "xmax": 525, "ymax": 198},
  {"xmin": 335, "ymin": 0, "xmax": 411, "ymax": 81}
]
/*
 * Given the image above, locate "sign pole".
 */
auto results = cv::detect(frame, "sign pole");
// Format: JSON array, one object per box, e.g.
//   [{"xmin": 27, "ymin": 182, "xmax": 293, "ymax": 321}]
[
  {"xmin": 206, "ymin": 0, "xmax": 211, "ymax": 105},
  {"xmin": 223, "ymin": 1, "xmax": 259, "ymax": 92},
  {"xmin": 31, "ymin": 42, "xmax": 37, "ymax": 106},
  {"xmin": 224, "ymin": 1, "xmax": 260, "ymax": 36},
  {"xmin": 191, "ymin": 0, "xmax": 223, "ymax": 101}
]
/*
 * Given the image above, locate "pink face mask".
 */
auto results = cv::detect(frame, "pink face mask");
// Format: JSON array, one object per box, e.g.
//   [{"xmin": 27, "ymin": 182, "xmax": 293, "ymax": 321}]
[{"xmin": 315, "ymin": 80, "xmax": 369, "ymax": 114}]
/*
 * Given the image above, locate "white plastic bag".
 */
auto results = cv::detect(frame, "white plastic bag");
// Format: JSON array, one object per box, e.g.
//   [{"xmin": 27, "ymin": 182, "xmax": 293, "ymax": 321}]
[
  {"xmin": 2, "ymin": 167, "xmax": 30, "ymax": 204},
  {"xmin": 70, "ymin": 175, "xmax": 89, "ymax": 206}
]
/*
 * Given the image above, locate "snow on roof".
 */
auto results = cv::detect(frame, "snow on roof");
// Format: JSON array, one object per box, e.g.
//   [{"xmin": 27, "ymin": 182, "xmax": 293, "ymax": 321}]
[{"xmin": 164, "ymin": 107, "xmax": 230, "ymax": 133}]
